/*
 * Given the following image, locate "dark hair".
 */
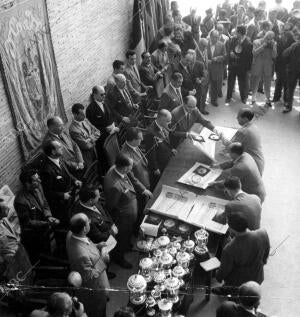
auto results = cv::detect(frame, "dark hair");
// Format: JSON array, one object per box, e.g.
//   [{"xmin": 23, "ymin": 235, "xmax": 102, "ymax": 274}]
[
  {"xmin": 115, "ymin": 153, "xmax": 132, "ymax": 169},
  {"xmin": 19, "ymin": 169, "xmax": 38, "ymax": 185},
  {"xmin": 47, "ymin": 117, "xmax": 56, "ymax": 128},
  {"xmin": 172, "ymin": 9, "xmax": 181, "ymax": 18},
  {"xmin": 224, "ymin": 176, "xmax": 241, "ymax": 190},
  {"xmin": 239, "ymin": 108, "xmax": 254, "ymax": 121},
  {"xmin": 219, "ymin": 9, "xmax": 227, "ymax": 17},
  {"xmin": 71, "ymin": 103, "xmax": 84, "ymax": 115},
  {"xmin": 79, "ymin": 186, "xmax": 98, "ymax": 203},
  {"xmin": 43, "ymin": 140, "xmax": 56, "ymax": 156},
  {"xmin": 254, "ymin": 9, "xmax": 264, "ymax": 18},
  {"xmin": 70, "ymin": 216, "xmax": 87, "ymax": 234},
  {"xmin": 47, "ymin": 292, "xmax": 72, "ymax": 316},
  {"xmin": 114, "ymin": 306, "xmax": 136, "ymax": 317},
  {"xmin": 239, "ymin": 283, "xmax": 261, "ymax": 307},
  {"xmin": 171, "ymin": 71, "xmax": 183, "ymax": 81},
  {"xmin": 126, "ymin": 49, "xmax": 136, "ymax": 59},
  {"xmin": 247, "ymin": 6, "xmax": 255, "ymax": 13},
  {"xmin": 141, "ymin": 51, "xmax": 150, "ymax": 59},
  {"xmin": 229, "ymin": 143, "xmax": 244, "ymax": 156},
  {"xmin": 164, "ymin": 25, "xmax": 174, "ymax": 36},
  {"xmin": 261, "ymin": 20, "xmax": 272, "ymax": 30},
  {"xmin": 228, "ymin": 213, "xmax": 248, "ymax": 232},
  {"xmin": 113, "ymin": 60, "xmax": 124, "ymax": 70},
  {"xmin": 158, "ymin": 40, "xmax": 167, "ymax": 49},
  {"xmin": 236, "ymin": 25, "xmax": 246, "ymax": 36},
  {"xmin": 125, "ymin": 127, "xmax": 142, "ymax": 142}
]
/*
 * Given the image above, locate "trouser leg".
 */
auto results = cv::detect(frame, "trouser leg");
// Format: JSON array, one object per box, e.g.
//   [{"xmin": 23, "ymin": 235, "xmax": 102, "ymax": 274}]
[
  {"xmin": 287, "ymin": 72, "xmax": 299, "ymax": 110},
  {"xmin": 209, "ymin": 79, "xmax": 218, "ymax": 103},
  {"xmin": 237, "ymin": 72, "xmax": 247, "ymax": 101},
  {"xmin": 263, "ymin": 74, "xmax": 272, "ymax": 100},
  {"xmin": 251, "ymin": 74, "xmax": 261, "ymax": 101},
  {"xmin": 274, "ymin": 70, "xmax": 283, "ymax": 101},
  {"xmin": 226, "ymin": 68, "xmax": 236, "ymax": 100}
]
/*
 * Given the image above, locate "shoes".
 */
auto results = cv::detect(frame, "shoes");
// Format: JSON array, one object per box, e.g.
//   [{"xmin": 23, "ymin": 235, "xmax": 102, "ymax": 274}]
[
  {"xmin": 107, "ymin": 271, "xmax": 116, "ymax": 280},
  {"xmin": 218, "ymin": 93, "xmax": 223, "ymax": 98},
  {"xmin": 258, "ymin": 88, "xmax": 264, "ymax": 94},
  {"xmin": 265, "ymin": 100, "xmax": 272, "ymax": 107},
  {"xmin": 200, "ymin": 110, "xmax": 209, "ymax": 115},
  {"xmin": 225, "ymin": 98, "xmax": 231, "ymax": 104},
  {"xmin": 282, "ymin": 107, "xmax": 292, "ymax": 113},
  {"xmin": 211, "ymin": 101, "xmax": 219, "ymax": 107},
  {"xmin": 113, "ymin": 256, "xmax": 133, "ymax": 269},
  {"xmin": 272, "ymin": 98, "xmax": 280, "ymax": 103}
]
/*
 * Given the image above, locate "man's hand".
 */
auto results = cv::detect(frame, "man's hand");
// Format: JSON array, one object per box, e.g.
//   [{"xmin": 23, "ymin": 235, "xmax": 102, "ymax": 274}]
[
  {"xmin": 111, "ymin": 224, "xmax": 118, "ymax": 235},
  {"xmin": 145, "ymin": 85, "xmax": 153, "ymax": 91},
  {"xmin": 64, "ymin": 192, "xmax": 71, "ymax": 200},
  {"xmin": 140, "ymin": 92, "xmax": 147, "ymax": 97},
  {"xmin": 154, "ymin": 169, "xmax": 161, "ymax": 176},
  {"xmin": 143, "ymin": 189, "xmax": 153, "ymax": 199},
  {"xmin": 189, "ymin": 89, "xmax": 196, "ymax": 96},
  {"xmin": 186, "ymin": 132, "xmax": 194, "ymax": 140},
  {"xmin": 73, "ymin": 300, "xmax": 88, "ymax": 317},
  {"xmin": 48, "ymin": 217, "xmax": 60, "ymax": 225},
  {"xmin": 207, "ymin": 181, "xmax": 217, "ymax": 187},
  {"xmin": 75, "ymin": 180, "xmax": 82, "ymax": 188},
  {"xmin": 230, "ymin": 51, "xmax": 236, "ymax": 59},
  {"xmin": 210, "ymin": 162, "xmax": 221, "ymax": 169},
  {"xmin": 171, "ymin": 149, "xmax": 177, "ymax": 155},
  {"xmin": 133, "ymin": 103, "xmax": 139, "ymax": 109},
  {"xmin": 97, "ymin": 242, "xmax": 107, "ymax": 249},
  {"xmin": 77, "ymin": 162, "xmax": 84, "ymax": 170},
  {"xmin": 195, "ymin": 78, "xmax": 202, "ymax": 84},
  {"xmin": 122, "ymin": 117, "xmax": 131, "ymax": 124}
]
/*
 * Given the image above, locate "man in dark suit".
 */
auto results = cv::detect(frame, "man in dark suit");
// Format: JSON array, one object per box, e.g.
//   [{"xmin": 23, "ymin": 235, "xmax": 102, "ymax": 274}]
[
  {"xmin": 42, "ymin": 117, "xmax": 84, "ymax": 177},
  {"xmin": 159, "ymin": 72, "xmax": 183, "ymax": 112},
  {"xmin": 103, "ymin": 153, "xmax": 152, "ymax": 268},
  {"xmin": 226, "ymin": 25, "xmax": 253, "ymax": 104},
  {"xmin": 216, "ymin": 281, "xmax": 263, "ymax": 317},
  {"xmin": 182, "ymin": 8, "xmax": 201, "ymax": 42},
  {"xmin": 214, "ymin": 213, "xmax": 270, "ymax": 294},
  {"xmin": 66, "ymin": 213, "xmax": 109, "ymax": 317},
  {"xmin": 212, "ymin": 143, "xmax": 266, "ymax": 203},
  {"xmin": 40, "ymin": 140, "xmax": 82, "ymax": 226},
  {"xmin": 14, "ymin": 169, "xmax": 59, "ymax": 262},
  {"xmin": 216, "ymin": 176, "xmax": 262, "ymax": 230},
  {"xmin": 106, "ymin": 74, "xmax": 139, "ymax": 126},
  {"xmin": 207, "ymin": 30, "xmax": 226, "ymax": 107},
  {"xmin": 69, "ymin": 103, "xmax": 100, "ymax": 168},
  {"xmin": 86, "ymin": 85, "xmax": 119, "ymax": 173},
  {"xmin": 222, "ymin": 108, "xmax": 264, "ymax": 175},
  {"xmin": 144, "ymin": 109, "xmax": 177, "ymax": 188},
  {"xmin": 171, "ymin": 95, "xmax": 217, "ymax": 147}
]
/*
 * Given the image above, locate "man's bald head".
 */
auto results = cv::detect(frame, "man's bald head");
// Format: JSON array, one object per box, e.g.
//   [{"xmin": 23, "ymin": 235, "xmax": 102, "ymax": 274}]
[
  {"xmin": 47, "ymin": 116, "xmax": 64, "ymax": 135},
  {"xmin": 183, "ymin": 95, "xmax": 197, "ymax": 113},
  {"xmin": 157, "ymin": 109, "xmax": 172, "ymax": 129},
  {"xmin": 210, "ymin": 30, "xmax": 219, "ymax": 44},
  {"xmin": 91, "ymin": 85, "xmax": 105, "ymax": 102},
  {"xmin": 239, "ymin": 281, "xmax": 261, "ymax": 308},
  {"xmin": 70, "ymin": 213, "xmax": 89, "ymax": 235},
  {"xmin": 199, "ymin": 38, "xmax": 208, "ymax": 49}
]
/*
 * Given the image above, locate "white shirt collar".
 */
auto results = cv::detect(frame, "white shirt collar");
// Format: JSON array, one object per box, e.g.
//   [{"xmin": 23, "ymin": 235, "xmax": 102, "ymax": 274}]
[
  {"xmin": 95, "ymin": 100, "xmax": 105, "ymax": 112},
  {"xmin": 48, "ymin": 157, "xmax": 60, "ymax": 167},
  {"xmin": 72, "ymin": 234, "xmax": 90, "ymax": 245},
  {"xmin": 234, "ymin": 190, "xmax": 244, "ymax": 199},
  {"xmin": 114, "ymin": 166, "xmax": 126, "ymax": 179},
  {"xmin": 126, "ymin": 141, "xmax": 138, "ymax": 151}
]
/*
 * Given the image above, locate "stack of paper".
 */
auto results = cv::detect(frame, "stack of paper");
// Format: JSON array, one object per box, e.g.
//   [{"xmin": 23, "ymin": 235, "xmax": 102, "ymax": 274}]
[{"xmin": 200, "ymin": 257, "xmax": 221, "ymax": 271}]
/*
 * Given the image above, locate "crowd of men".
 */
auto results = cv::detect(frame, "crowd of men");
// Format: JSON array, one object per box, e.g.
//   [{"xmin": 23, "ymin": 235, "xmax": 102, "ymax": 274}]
[{"xmin": 0, "ymin": 0, "xmax": 298, "ymax": 316}]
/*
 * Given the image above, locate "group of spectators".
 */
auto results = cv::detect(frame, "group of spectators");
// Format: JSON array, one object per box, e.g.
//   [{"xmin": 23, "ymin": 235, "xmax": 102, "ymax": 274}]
[{"xmin": 0, "ymin": 0, "xmax": 296, "ymax": 316}]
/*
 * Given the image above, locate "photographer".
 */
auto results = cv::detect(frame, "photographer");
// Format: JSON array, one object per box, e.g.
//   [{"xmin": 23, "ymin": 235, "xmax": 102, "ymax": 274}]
[
  {"xmin": 251, "ymin": 31, "xmax": 277, "ymax": 107},
  {"xmin": 30, "ymin": 292, "xmax": 87, "ymax": 317}
]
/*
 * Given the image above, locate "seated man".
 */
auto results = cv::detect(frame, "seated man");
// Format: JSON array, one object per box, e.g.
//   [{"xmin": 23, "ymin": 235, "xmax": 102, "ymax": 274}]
[
  {"xmin": 0, "ymin": 198, "xmax": 32, "ymax": 283},
  {"xmin": 214, "ymin": 213, "xmax": 270, "ymax": 295},
  {"xmin": 72, "ymin": 186, "xmax": 118, "ymax": 244},
  {"xmin": 43, "ymin": 117, "xmax": 84, "ymax": 176},
  {"xmin": 216, "ymin": 176, "xmax": 262, "ymax": 230},
  {"xmin": 171, "ymin": 95, "xmax": 217, "ymax": 147},
  {"xmin": 216, "ymin": 281, "xmax": 263, "ymax": 317},
  {"xmin": 14, "ymin": 169, "xmax": 59, "ymax": 262},
  {"xmin": 40, "ymin": 141, "xmax": 82, "ymax": 226},
  {"xmin": 222, "ymin": 108, "xmax": 264, "ymax": 175},
  {"xmin": 211, "ymin": 142, "xmax": 266, "ymax": 203},
  {"xmin": 66, "ymin": 213, "xmax": 109, "ymax": 317},
  {"xmin": 69, "ymin": 103, "xmax": 101, "ymax": 168}
]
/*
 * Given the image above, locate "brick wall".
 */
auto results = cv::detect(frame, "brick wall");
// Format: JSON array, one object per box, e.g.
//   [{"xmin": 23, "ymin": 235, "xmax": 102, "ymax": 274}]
[{"xmin": 0, "ymin": 0, "xmax": 133, "ymax": 191}]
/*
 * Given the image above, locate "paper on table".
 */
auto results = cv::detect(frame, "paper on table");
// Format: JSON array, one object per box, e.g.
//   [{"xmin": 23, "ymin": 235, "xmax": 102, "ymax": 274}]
[
  {"xmin": 200, "ymin": 257, "xmax": 221, "ymax": 271},
  {"xmin": 103, "ymin": 235, "xmax": 117, "ymax": 253}
]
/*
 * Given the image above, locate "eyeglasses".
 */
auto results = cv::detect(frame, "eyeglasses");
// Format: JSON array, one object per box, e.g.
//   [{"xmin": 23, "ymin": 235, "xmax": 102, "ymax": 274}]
[{"xmin": 100, "ymin": 93, "xmax": 106, "ymax": 96}]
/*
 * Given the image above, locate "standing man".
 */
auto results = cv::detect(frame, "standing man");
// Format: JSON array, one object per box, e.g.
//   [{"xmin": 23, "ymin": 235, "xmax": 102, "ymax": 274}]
[
  {"xmin": 226, "ymin": 25, "xmax": 253, "ymax": 104},
  {"xmin": 106, "ymin": 60, "xmax": 125, "ymax": 92},
  {"xmin": 200, "ymin": 8, "xmax": 216, "ymax": 39},
  {"xmin": 207, "ymin": 30, "xmax": 226, "ymax": 107},
  {"xmin": 69, "ymin": 103, "xmax": 100, "ymax": 168},
  {"xmin": 182, "ymin": 7, "xmax": 201, "ymax": 42},
  {"xmin": 251, "ymin": 31, "xmax": 277, "ymax": 107},
  {"xmin": 103, "ymin": 154, "xmax": 152, "ymax": 268},
  {"xmin": 246, "ymin": 9, "xmax": 265, "ymax": 42}
]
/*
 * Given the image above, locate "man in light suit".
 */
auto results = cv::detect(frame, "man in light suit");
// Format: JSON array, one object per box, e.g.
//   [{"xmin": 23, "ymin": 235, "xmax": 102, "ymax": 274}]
[
  {"xmin": 103, "ymin": 154, "xmax": 152, "ymax": 268},
  {"xmin": 207, "ymin": 30, "xmax": 226, "ymax": 107},
  {"xmin": 251, "ymin": 31, "xmax": 277, "ymax": 106},
  {"xmin": 66, "ymin": 213, "xmax": 109, "ymax": 317},
  {"xmin": 212, "ymin": 142, "xmax": 266, "ymax": 203},
  {"xmin": 42, "ymin": 117, "xmax": 84, "ymax": 177},
  {"xmin": 159, "ymin": 72, "xmax": 184, "ymax": 112},
  {"xmin": 144, "ymin": 109, "xmax": 177, "ymax": 188},
  {"xmin": 216, "ymin": 176, "xmax": 262, "ymax": 231},
  {"xmin": 171, "ymin": 95, "xmax": 217, "ymax": 147},
  {"xmin": 222, "ymin": 108, "xmax": 264, "ymax": 175},
  {"xmin": 214, "ymin": 213, "xmax": 270, "ymax": 295},
  {"xmin": 69, "ymin": 103, "xmax": 100, "ymax": 168}
]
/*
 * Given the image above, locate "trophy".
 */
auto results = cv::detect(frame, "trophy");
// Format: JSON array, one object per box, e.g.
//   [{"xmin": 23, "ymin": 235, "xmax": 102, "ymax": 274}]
[
  {"xmin": 194, "ymin": 228, "xmax": 209, "ymax": 261},
  {"xmin": 139, "ymin": 257, "xmax": 153, "ymax": 283},
  {"xmin": 146, "ymin": 296, "xmax": 156, "ymax": 316},
  {"xmin": 176, "ymin": 251, "xmax": 190, "ymax": 272},
  {"xmin": 172, "ymin": 265, "xmax": 186, "ymax": 287},
  {"xmin": 127, "ymin": 274, "xmax": 147, "ymax": 305},
  {"xmin": 153, "ymin": 270, "xmax": 166, "ymax": 291},
  {"xmin": 157, "ymin": 235, "xmax": 170, "ymax": 250},
  {"xmin": 182, "ymin": 238, "xmax": 195, "ymax": 260},
  {"xmin": 164, "ymin": 277, "xmax": 181, "ymax": 303},
  {"xmin": 157, "ymin": 299, "xmax": 173, "ymax": 317},
  {"xmin": 159, "ymin": 250, "xmax": 175, "ymax": 277}
]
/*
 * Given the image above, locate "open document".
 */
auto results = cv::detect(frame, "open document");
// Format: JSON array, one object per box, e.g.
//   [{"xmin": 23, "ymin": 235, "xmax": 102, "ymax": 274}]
[{"xmin": 177, "ymin": 162, "xmax": 222, "ymax": 190}]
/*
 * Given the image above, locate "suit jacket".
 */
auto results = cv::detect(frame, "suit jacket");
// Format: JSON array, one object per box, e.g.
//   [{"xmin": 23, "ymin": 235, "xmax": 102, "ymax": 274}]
[
  {"xmin": 139, "ymin": 62, "xmax": 158, "ymax": 86},
  {"xmin": 124, "ymin": 63, "xmax": 145, "ymax": 103},
  {"xmin": 144, "ymin": 121, "xmax": 173, "ymax": 173},
  {"xmin": 217, "ymin": 192, "xmax": 262, "ymax": 230},
  {"xmin": 120, "ymin": 142, "xmax": 150, "ymax": 189},
  {"xmin": 106, "ymin": 85, "xmax": 135, "ymax": 124},
  {"xmin": 0, "ymin": 217, "xmax": 20, "ymax": 261},
  {"xmin": 252, "ymin": 38, "xmax": 277, "ymax": 77},
  {"xmin": 86, "ymin": 100, "xmax": 114, "ymax": 141},
  {"xmin": 221, "ymin": 153, "xmax": 266, "ymax": 203},
  {"xmin": 231, "ymin": 121, "xmax": 264, "ymax": 175},
  {"xmin": 228, "ymin": 36, "xmax": 253, "ymax": 73},
  {"xmin": 42, "ymin": 131, "xmax": 83, "ymax": 169},
  {"xmin": 182, "ymin": 14, "xmax": 201, "ymax": 34},
  {"xmin": 207, "ymin": 41, "xmax": 226, "ymax": 81},
  {"xmin": 159, "ymin": 83, "xmax": 183, "ymax": 111},
  {"xmin": 171, "ymin": 105, "xmax": 215, "ymax": 146},
  {"xmin": 246, "ymin": 19, "xmax": 260, "ymax": 42},
  {"xmin": 217, "ymin": 302, "xmax": 260, "ymax": 317},
  {"xmin": 69, "ymin": 119, "xmax": 100, "ymax": 167},
  {"xmin": 283, "ymin": 41, "xmax": 300, "ymax": 73},
  {"xmin": 66, "ymin": 232, "xmax": 109, "ymax": 292},
  {"xmin": 14, "ymin": 185, "xmax": 52, "ymax": 229},
  {"xmin": 216, "ymin": 229, "xmax": 270, "ymax": 286},
  {"xmin": 72, "ymin": 201, "xmax": 114, "ymax": 244}
]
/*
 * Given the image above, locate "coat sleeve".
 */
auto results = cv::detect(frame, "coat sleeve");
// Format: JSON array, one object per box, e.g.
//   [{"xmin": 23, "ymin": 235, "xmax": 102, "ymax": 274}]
[
  {"xmin": 128, "ymin": 171, "xmax": 146, "ymax": 194},
  {"xmin": 262, "ymin": 230, "xmax": 270, "ymax": 264},
  {"xmin": 69, "ymin": 127, "xmax": 94, "ymax": 150},
  {"xmin": 196, "ymin": 110, "xmax": 215, "ymax": 131},
  {"xmin": 71, "ymin": 138, "xmax": 84, "ymax": 164},
  {"xmin": 216, "ymin": 246, "xmax": 234, "ymax": 283},
  {"xmin": 88, "ymin": 221, "xmax": 111, "ymax": 244},
  {"xmin": 40, "ymin": 170, "xmax": 65, "ymax": 201}
]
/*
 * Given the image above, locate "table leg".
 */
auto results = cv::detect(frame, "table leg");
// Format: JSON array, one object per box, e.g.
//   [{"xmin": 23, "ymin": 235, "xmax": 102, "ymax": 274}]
[{"xmin": 205, "ymin": 271, "xmax": 212, "ymax": 301}]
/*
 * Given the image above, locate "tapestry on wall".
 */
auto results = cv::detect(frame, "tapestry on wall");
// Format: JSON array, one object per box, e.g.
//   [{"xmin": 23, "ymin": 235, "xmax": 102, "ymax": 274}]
[{"xmin": 0, "ymin": 0, "xmax": 66, "ymax": 159}]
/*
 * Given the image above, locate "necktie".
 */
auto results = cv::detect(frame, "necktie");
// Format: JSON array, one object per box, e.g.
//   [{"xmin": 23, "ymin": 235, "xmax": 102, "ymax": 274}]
[
  {"xmin": 176, "ymin": 88, "xmax": 183, "ymax": 105},
  {"xmin": 186, "ymin": 113, "xmax": 191, "ymax": 129},
  {"xmin": 122, "ymin": 89, "xmax": 133, "ymax": 108}
]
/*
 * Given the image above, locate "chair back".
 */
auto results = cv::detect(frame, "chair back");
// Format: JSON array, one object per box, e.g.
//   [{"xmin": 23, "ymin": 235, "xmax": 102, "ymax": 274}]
[{"xmin": 103, "ymin": 133, "xmax": 120, "ymax": 167}]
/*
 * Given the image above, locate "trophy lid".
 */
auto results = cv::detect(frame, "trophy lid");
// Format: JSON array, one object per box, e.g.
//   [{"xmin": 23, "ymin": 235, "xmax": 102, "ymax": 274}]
[
  {"xmin": 159, "ymin": 251, "xmax": 173, "ymax": 265},
  {"xmin": 158, "ymin": 299, "xmax": 173, "ymax": 311},
  {"xmin": 194, "ymin": 228, "xmax": 209, "ymax": 240},
  {"xmin": 172, "ymin": 265, "xmax": 185, "ymax": 277},
  {"xmin": 127, "ymin": 274, "xmax": 147, "ymax": 291},
  {"xmin": 164, "ymin": 219, "xmax": 176, "ymax": 229},
  {"xmin": 171, "ymin": 241, "xmax": 182, "ymax": 250},
  {"xmin": 153, "ymin": 270, "xmax": 166, "ymax": 283},
  {"xmin": 164, "ymin": 277, "xmax": 180, "ymax": 290},
  {"xmin": 153, "ymin": 248, "xmax": 163, "ymax": 257},
  {"xmin": 176, "ymin": 251, "xmax": 190, "ymax": 262},
  {"xmin": 157, "ymin": 235, "xmax": 170, "ymax": 247},
  {"xmin": 178, "ymin": 223, "xmax": 191, "ymax": 233},
  {"xmin": 139, "ymin": 257, "xmax": 153, "ymax": 269},
  {"xmin": 183, "ymin": 239, "xmax": 195, "ymax": 249},
  {"xmin": 168, "ymin": 246, "xmax": 178, "ymax": 257}
]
